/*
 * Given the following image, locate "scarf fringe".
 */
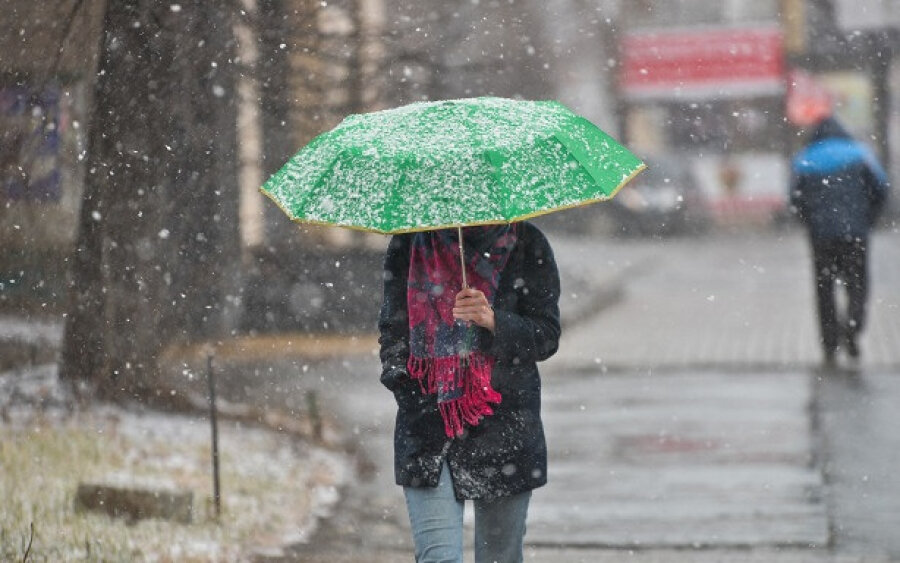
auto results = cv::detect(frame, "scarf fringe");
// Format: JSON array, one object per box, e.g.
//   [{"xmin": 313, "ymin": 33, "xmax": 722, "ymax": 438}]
[{"xmin": 408, "ymin": 353, "xmax": 502, "ymax": 438}]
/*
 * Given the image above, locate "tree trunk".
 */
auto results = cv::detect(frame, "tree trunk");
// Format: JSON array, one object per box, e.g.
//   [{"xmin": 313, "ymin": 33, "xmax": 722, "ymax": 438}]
[
  {"xmin": 257, "ymin": 0, "xmax": 297, "ymax": 249},
  {"xmin": 61, "ymin": 2, "xmax": 240, "ymax": 404}
]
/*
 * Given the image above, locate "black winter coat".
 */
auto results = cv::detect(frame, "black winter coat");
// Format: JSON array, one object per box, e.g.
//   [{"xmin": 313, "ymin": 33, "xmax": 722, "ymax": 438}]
[{"xmin": 378, "ymin": 222, "xmax": 561, "ymax": 500}]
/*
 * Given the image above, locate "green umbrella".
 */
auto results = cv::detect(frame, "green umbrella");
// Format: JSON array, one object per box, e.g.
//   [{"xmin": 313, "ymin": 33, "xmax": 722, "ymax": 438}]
[{"xmin": 261, "ymin": 96, "xmax": 645, "ymax": 283}]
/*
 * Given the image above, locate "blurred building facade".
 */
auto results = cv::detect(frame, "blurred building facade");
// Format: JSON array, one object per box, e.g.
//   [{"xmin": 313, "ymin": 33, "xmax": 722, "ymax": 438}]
[
  {"xmin": 4, "ymin": 0, "xmax": 897, "ymax": 256},
  {"xmin": 802, "ymin": 0, "xmax": 900, "ymax": 198},
  {"xmin": 5, "ymin": 0, "xmax": 897, "ymax": 330},
  {"xmin": 617, "ymin": 0, "xmax": 899, "ymax": 227},
  {"xmin": 0, "ymin": 2, "xmax": 105, "ymax": 243},
  {"xmin": 0, "ymin": 1, "xmax": 106, "ymax": 310}
]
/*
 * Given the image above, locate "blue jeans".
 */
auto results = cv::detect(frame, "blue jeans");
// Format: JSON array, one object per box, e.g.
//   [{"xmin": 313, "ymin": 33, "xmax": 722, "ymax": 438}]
[{"xmin": 403, "ymin": 461, "xmax": 532, "ymax": 563}]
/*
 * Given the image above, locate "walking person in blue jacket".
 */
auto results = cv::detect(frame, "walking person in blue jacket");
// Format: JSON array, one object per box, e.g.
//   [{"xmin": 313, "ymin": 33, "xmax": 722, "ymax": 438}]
[{"xmin": 790, "ymin": 116, "xmax": 890, "ymax": 365}]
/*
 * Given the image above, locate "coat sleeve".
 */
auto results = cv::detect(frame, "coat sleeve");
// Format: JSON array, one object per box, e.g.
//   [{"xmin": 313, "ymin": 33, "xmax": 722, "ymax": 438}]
[
  {"xmin": 486, "ymin": 226, "xmax": 561, "ymax": 364},
  {"xmin": 377, "ymin": 235, "xmax": 432, "ymax": 412},
  {"xmin": 378, "ymin": 235, "xmax": 411, "ymax": 392},
  {"xmin": 863, "ymin": 157, "xmax": 890, "ymax": 225},
  {"xmin": 788, "ymin": 160, "xmax": 809, "ymax": 223}
]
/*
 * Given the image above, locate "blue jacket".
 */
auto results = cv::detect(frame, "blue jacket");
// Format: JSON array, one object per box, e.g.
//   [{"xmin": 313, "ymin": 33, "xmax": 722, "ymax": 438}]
[{"xmin": 790, "ymin": 118, "xmax": 889, "ymax": 240}]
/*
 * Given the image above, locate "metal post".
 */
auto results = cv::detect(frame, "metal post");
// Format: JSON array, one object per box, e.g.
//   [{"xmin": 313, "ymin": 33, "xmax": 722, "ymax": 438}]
[
  {"xmin": 207, "ymin": 355, "xmax": 221, "ymax": 519},
  {"xmin": 305, "ymin": 390, "xmax": 322, "ymax": 442}
]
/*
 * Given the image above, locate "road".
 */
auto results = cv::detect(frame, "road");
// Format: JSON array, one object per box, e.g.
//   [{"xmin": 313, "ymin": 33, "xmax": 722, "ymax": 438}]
[{"xmin": 259, "ymin": 226, "xmax": 900, "ymax": 562}]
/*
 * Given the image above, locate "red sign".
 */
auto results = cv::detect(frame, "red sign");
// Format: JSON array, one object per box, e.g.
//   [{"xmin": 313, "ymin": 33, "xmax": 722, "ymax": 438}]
[{"xmin": 620, "ymin": 27, "xmax": 785, "ymax": 100}]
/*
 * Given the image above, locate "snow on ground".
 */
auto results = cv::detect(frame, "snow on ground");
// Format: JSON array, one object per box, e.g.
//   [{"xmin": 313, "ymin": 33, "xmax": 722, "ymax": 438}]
[{"xmin": 0, "ymin": 363, "xmax": 352, "ymax": 561}]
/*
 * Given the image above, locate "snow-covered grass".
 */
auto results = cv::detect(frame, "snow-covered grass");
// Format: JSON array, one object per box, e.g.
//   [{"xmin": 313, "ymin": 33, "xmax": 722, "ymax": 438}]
[
  {"xmin": 0, "ymin": 315, "xmax": 62, "ymax": 370},
  {"xmin": 0, "ymin": 367, "xmax": 350, "ymax": 561}
]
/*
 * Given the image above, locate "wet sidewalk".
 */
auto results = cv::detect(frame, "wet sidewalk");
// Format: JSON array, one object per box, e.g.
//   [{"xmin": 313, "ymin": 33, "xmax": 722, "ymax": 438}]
[
  {"xmin": 277, "ymin": 363, "xmax": 835, "ymax": 562},
  {"xmin": 529, "ymin": 227, "xmax": 900, "ymax": 560},
  {"xmin": 550, "ymin": 229, "xmax": 900, "ymax": 371},
  {"xmin": 5, "ymin": 227, "xmax": 899, "ymax": 560},
  {"xmin": 279, "ymin": 227, "xmax": 900, "ymax": 562},
  {"xmin": 533, "ymin": 371, "xmax": 826, "ymax": 549}
]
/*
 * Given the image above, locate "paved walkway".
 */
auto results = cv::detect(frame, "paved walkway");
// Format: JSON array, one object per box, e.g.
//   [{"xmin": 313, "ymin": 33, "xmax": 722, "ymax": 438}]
[
  {"xmin": 549, "ymin": 229, "xmax": 900, "ymax": 372},
  {"xmin": 533, "ymin": 371, "xmax": 826, "ymax": 549},
  {"xmin": 239, "ymin": 227, "xmax": 900, "ymax": 561},
  {"xmin": 535, "ymin": 227, "xmax": 899, "ymax": 560},
  {"xmin": 5, "ymin": 226, "xmax": 899, "ymax": 561}
]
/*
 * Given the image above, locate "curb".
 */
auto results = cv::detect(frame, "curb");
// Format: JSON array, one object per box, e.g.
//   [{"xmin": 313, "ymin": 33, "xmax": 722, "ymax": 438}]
[{"xmin": 160, "ymin": 333, "xmax": 379, "ymax": 365}]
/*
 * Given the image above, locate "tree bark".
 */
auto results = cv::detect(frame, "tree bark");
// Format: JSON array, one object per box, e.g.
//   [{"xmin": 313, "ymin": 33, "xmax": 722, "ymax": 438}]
[
  {"xmin": 61, "ymin": 2, "xmax": 241, "ymax": 404},
  {"xmin": 257, "ymin": 0, "xmax": 299, "ymax": 249}
]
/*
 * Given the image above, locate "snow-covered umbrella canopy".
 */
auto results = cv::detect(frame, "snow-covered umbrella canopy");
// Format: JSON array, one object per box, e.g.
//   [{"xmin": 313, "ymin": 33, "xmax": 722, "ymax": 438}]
[{"xmin": 261, "ymin": 96, "xmax": 646, "ymax": 234}]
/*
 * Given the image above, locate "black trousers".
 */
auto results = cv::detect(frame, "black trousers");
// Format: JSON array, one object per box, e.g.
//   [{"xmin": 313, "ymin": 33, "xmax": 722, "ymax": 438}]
[{"xmin": 810, "ymin": 237, "xmax": 869, "ymax": 353}]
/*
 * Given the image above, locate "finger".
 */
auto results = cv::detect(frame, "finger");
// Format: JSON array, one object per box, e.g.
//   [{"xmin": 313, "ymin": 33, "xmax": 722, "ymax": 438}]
[
  {"xmin": 453, "ymin": 305, "xmax": 492, "ymax": 323},
  {"xmin": 452, "ymin": 308, "xmax": 479, "ymax": 319},
  {"xmin": 455, "ymin": 292, "xmax": 488, "ymax": 307},
  {"xmin": 453, "ymin": 305, "xmax": 482, "ymax": 316},
  {"xmin": 454, "ymin": 298, "xmax": 483, "ymax": 311},
  {"xmin": 457, "ymin": 307, "xmax": 486, "ymax": 319},
  {"xmin": 456, "ymin": 288, "xmax": 486, "ymax": 301}
]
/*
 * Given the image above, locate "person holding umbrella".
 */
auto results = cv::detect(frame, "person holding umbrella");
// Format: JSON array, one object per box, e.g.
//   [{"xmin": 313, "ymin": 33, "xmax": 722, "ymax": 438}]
[
  {"xmin": 379, "ymin": 221, "xmax": 560, "ymax": 562},
  {"xmin": 259, "ymin": 96, "xmax": 644, "ymax": 562}
]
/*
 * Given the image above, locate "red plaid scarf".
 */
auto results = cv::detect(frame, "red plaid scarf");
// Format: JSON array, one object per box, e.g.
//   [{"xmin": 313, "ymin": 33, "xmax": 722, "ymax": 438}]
[{"xmin": 407, "ymin": 225, "xmax": 518, "ymax": 438}]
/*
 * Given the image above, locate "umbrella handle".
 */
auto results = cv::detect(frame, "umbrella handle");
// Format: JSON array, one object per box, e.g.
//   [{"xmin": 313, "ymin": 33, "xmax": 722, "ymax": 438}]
[
  {"xmin": 457, "ymin": 225, "xmax": 468, "ymax": 289},
  {"xmin": 457, "ymin": 225, "xmax": 472, "ymax": 358}
]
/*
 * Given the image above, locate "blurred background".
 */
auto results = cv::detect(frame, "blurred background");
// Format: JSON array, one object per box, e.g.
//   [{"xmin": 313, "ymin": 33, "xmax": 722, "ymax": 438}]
[
  {"xmin": 2, "ymin": 1, "xmax": 900, "ymax": 559},
  {"xmin": 3, "ymin": 1, "xmax": 899, "ymax": 354}
]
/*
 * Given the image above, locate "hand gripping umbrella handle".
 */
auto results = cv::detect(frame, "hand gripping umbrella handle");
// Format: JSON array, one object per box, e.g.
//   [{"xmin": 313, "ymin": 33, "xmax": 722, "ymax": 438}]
[
  {"xmin": 457, "ymin": 225, "xmax": 475, "ymax": 359},
  {"xmin": 457, "ymin": 225, "xmax": 468, "ymax": 289}
]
